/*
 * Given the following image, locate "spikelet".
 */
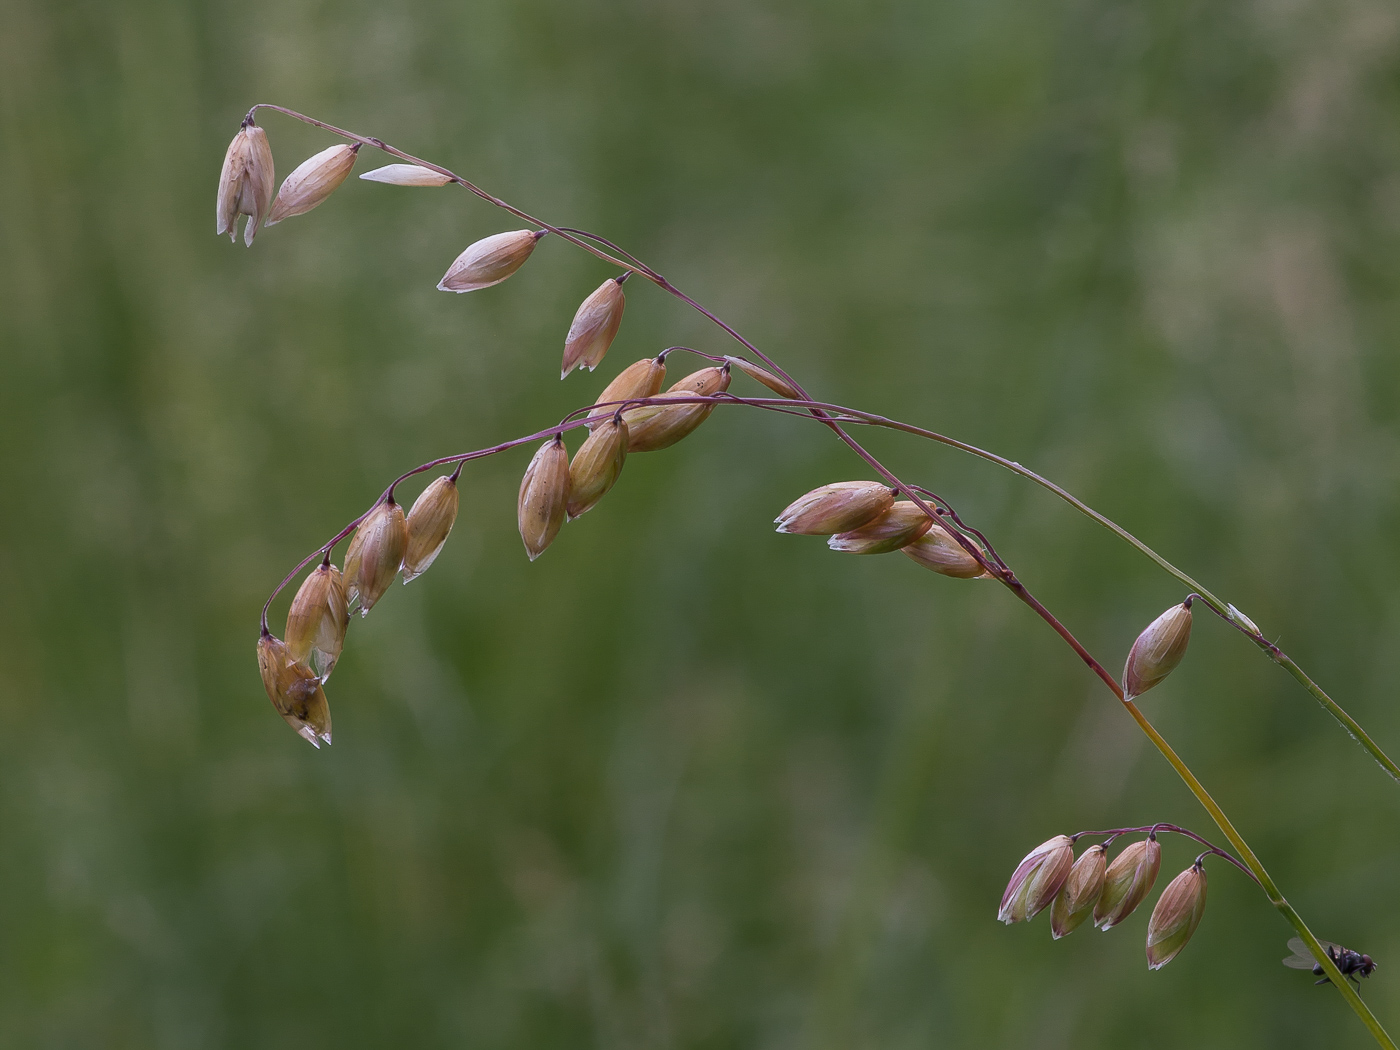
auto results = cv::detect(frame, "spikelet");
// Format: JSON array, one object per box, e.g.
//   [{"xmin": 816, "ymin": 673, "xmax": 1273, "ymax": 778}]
[
  {"xmin": 438, "ymin": 230, "xmax": 543, "ymax": 292},
  {"xmin": 998, "ymin": 835, "xmax": 1075, "ymax": 924},
  {"xmin": 1051, "ymin": 845, "xmax": 1106, "ymax": 939},
  {"xmin": 257, "ymin": 631, "xmax": 332, "ymax": 748},
  {"xmin": 359, "ymin": 163, "xmax": 454, "ymax": 187},
  {"xmin": 1123, "ymin": 601, "xmax": 1193, "ymax": 699},
  {"xmin": 586, "ymin": 354, "xmax": 667, "ymax": 426},
  {"xmin": 567, "ymin": 416, "xmax": 627, "ymax": 520},
  {"xmin": 1093, "ymin": 836, "xmax": 1162, "ymax": 930},
  {"xmin": 775, "ymin": 481, "xmax": 894, "ymax": 535},
  {"xmin": 265, "ymin": 143, "xmax": 359, "ymax": 226},
  {"xmin": 622, "ymin": 365, "xmax": 731, "ymax": 452},
  {"xmin": 518, "ymin": 436, "xmax": 570, "ymax": 560},
  {"xmin": 285, "ymin": 560, "xmax": 349, "ymax": 680},
  {"xmin": 343, "ymin": 498, "xmax": 408, "ymax": 615},
  {"xmin": 562, "ymin": 277, "xmax": 626, "ymax": 378},
  {"xmin": 403, "ymin": 475, "xmax": 460, "ymax": 582},
  {"xmin": 1145, "ymin": 862, "xmax": 1208, "ymax": 969},
  {"xmin": 901, "ymin": 522, "xmax": 989, "ymax": 578},
  {"xmin": 725, "ymin": 356, "xmax": 801, "ymax": 399},
  {"xmin": 215, "ymin": 122, "xmax": 275, "ymax": 246},
  {"xmin": 828, "ymin": 501, "xmax": 934, "ymax": 554}
]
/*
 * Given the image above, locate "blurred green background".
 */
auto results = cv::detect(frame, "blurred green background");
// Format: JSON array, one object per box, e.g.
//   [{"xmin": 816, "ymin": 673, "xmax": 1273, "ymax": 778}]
[{"xmin": 3, "ymin": 0, "xmax": 1400, "ymax": 1045}]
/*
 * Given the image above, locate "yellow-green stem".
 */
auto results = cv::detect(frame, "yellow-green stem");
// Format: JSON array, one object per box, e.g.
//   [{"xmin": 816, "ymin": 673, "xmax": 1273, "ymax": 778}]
[
  {"xmin": 836, "ymin": 409, "xmax": 1400, "ymax": 783},
  {"xmin": 1123, "ymin": 699, "xmax": 1395, "ymax": 1048}
]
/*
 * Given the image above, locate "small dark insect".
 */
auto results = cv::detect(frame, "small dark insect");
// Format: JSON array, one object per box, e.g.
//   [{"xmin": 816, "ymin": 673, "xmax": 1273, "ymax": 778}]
[{"xmin": 1283, "ymin": 937, "xmax": 1377, "ymax": 991}]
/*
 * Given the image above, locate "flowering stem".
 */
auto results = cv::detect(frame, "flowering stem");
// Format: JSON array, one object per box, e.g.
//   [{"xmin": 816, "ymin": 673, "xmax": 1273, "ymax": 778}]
[
  {"xmin": 246, "ymin": 107, "xmax": 1396, "ymax": 1045},
  {"xmin": 1070, "ymin": 825, "xmax": 1256, "ymax": 884},
  {"xmin": 250, "ymin": 101, "xmax": 1398, "ymax": 787}
]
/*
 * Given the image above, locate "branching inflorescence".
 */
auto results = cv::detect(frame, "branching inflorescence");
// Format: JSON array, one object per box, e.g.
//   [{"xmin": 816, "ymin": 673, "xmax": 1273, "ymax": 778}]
[{"xmin": 223, "ymin": 106, "xmax": 1397, "ymax": 1046}]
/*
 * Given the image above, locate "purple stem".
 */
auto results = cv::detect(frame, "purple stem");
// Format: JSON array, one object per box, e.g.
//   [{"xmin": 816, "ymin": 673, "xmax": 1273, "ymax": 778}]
[{"xmin": 1070, "ymin": 824, "xmax": 1259, "ymax": 884}]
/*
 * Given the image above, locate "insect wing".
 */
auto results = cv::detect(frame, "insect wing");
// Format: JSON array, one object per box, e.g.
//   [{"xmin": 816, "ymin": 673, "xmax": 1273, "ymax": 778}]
[
  {"xmin": 1282, "ymin": 937, "xmax": 1344, "ymax": 969},
  {"xmin": 1283, "ymin": 938, "xmax": 1321, "ymax": 969}
]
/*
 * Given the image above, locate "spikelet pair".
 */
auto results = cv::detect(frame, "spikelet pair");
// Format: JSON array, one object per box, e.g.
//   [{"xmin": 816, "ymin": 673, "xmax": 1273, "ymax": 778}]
[
  {"xmin": 514, "ymin": 424, "xmax": 630, "ymax": 561},
  {"xmin": 774, "ymin": 481, "xmax": 990, "ymax": 577},
  {"xmin": 345, "ymin": 479, "xmax": 464, "ymax": 610},
  {"xmin": 515, "ymin": 360, "xmax": 732, "ymax": 561},
  {"xmin": 622, "ymin": 364, "xmax": 730, "ymax": 452}
]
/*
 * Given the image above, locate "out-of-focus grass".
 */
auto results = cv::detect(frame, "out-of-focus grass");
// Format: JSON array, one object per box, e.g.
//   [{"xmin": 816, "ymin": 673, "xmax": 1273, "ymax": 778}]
[{"xmin": 2, "ymin": 0, "xmax": 1399, "ymax": 1045}]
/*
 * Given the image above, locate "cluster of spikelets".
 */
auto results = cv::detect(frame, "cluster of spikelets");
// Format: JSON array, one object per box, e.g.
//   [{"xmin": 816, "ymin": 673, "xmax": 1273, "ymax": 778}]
[
  {"xmin": 230, "ymin": 121, "xmax": 1199, "ymax": 747},
  {"xmin": 256, "ymin": 470, "xmax": 462, "ymax": 747},
  {"xmin": 996, "ymin": 602, "xmax": 1206, "ymax": 968},
  {"xmin": 998, "ymin": 831, "xmax": 1210, "ymax": 970},
  {"xmin": 773, "ymin": 481, "xmax": 993, "ymax": 576},
  {"xmin": 228, "ymin": 121, "xmax": 828, "ymax": 743}
]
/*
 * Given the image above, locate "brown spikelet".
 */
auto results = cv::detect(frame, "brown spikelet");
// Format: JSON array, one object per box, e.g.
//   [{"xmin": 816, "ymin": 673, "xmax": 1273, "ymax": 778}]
[
  {"xmin": 438, "ymin": 230, "xmax": 543, "ymax": 292},
  {"xmin": 343, "ymin": 498, "xmax": 408, "ymax": 615},
  {"xmin": 1051, "ymin": 845, "xmax": 1106, "ymax": 939},
  {"xmin": 265, "ymin": 143, "xmax": 359, "ymax": 226},
  {"xmin": 1145, "ymin": 862, "xmax": 1207, "ymax": 969},
  {"xmin": 285, "ymin": 560, "xmax": 349, "ymax": 680},
  {"xmin": 901, "ymin": 522, "xmax": 989, "ymax": 578},
  {"xmin": 998, "ymin": 836, "xmax": 1075, "ymax": 924},
  {"xmin": 828, "ymin": 501, "xmax": 934, "ymax": 554},
  {"xmin": 1094, "ymin": 836, "xmax": 1162, "ymax": 930},
  {"xmin": 403, "ymin": 475, "xmax": 461, "ymax": 582},
  {"xmin": 518, "ymin": 436, "xmax": 570, "ymax": 560},
  {"xmin": 587, "ymin": 354, "xmax": 668, "ymax": 426},
  {"xmin": 622, "ymin": 365, "xmax": 731, "ymax": 452},
  {"xmin": 562, "ymin": 277, "xmax": 626, "ymax": 378},
  {"xmin": 215, "ymin": 123, "xmax": 275, "ymax": 246},
  {"xmin": 725, "ymin": 356, "xmax": 801, "ymax": 399},
  {"xmin": 567, "ymin": 416, "xmax": 628, "ymax": 520},
  {"xmin": 1123, "ymin": 602, "xmax": 1193, "ymax": 699},
  {"xmin": 257, "ymin": 631, "xmax": 333, "ymax": 748},
  {"xmin": 775, "ymin": 481, "xmax": 894, "ymax": 535}
]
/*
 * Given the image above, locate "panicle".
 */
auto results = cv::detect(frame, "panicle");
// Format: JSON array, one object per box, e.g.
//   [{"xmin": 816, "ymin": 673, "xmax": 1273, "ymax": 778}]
[
  {"xmin": 285, "ymin": 560, "xmax": 349, "ymax": 680},
  {"xmin": 1051, "ymin": 844, "xmax": 1106, "ymax": 939},
  {"xmin": 1093, "ymin": 835, "xmax": 1162, "ymax": 930},
  {"xmin": 1123, "ymin": 601, "xmax": 1193, "ymax": 699},
  {"xmin": 901, "ymin": 522, "xmax": 990, "ymax": 578},
  {"xmin": 518, "ymin": 436, "xmax": 570, "ymax": 560},
  {"xmin": 622, "ymin": 365, "xmax": 731, "ymax": 452},
  {"xmin": 216, "ymin": 122, "xmax": 275, "ymax": 246},
  {"xmin": 567, "ymin": 416, "xmax": 627, "ymax": 520},
  {"xmin": 257, "ymin": 631, "xmax": 332, "ymax": 747},
  {"xmin": 1145, "ymin": 861, "xmax": 1208, "ymax": 969},
  {"xmin": 828, "ymin": 501, "xmax": 934, "ymax": 554},
  {"xmin": 343, "ymin": 498, "xmax": 408, "ymax": 615},
  {"xmin": 403, "ymin": 474, "xmax": 461, "ymax": 582},
  {"xmin": 359, "ymin": 163, "xmax": 454, "ymax": 187},
  {"xmin": 725, "ymin": 356, "xmax": 801, "ymax": 399},
  {"xmin": 998, "ymin": 835, "xmax": 1075, "ymax": 924},
  {"xmin": 438, "ymin": 229, "xmax": 543, "ymax": 292},
  {"xmin": 586, "ymin": 354, "xmax": 667, "ymax": 426},
  {"xmin": 774, "ymin": 481, "xmax": 895, "ymax": 535},
  {"xmin": 562, "ymin": 277, "xmax": 626, "ymax": 378},
  {"xmin": 265, "ymin": 143, "xmax": 359, "ymax": 226}
]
